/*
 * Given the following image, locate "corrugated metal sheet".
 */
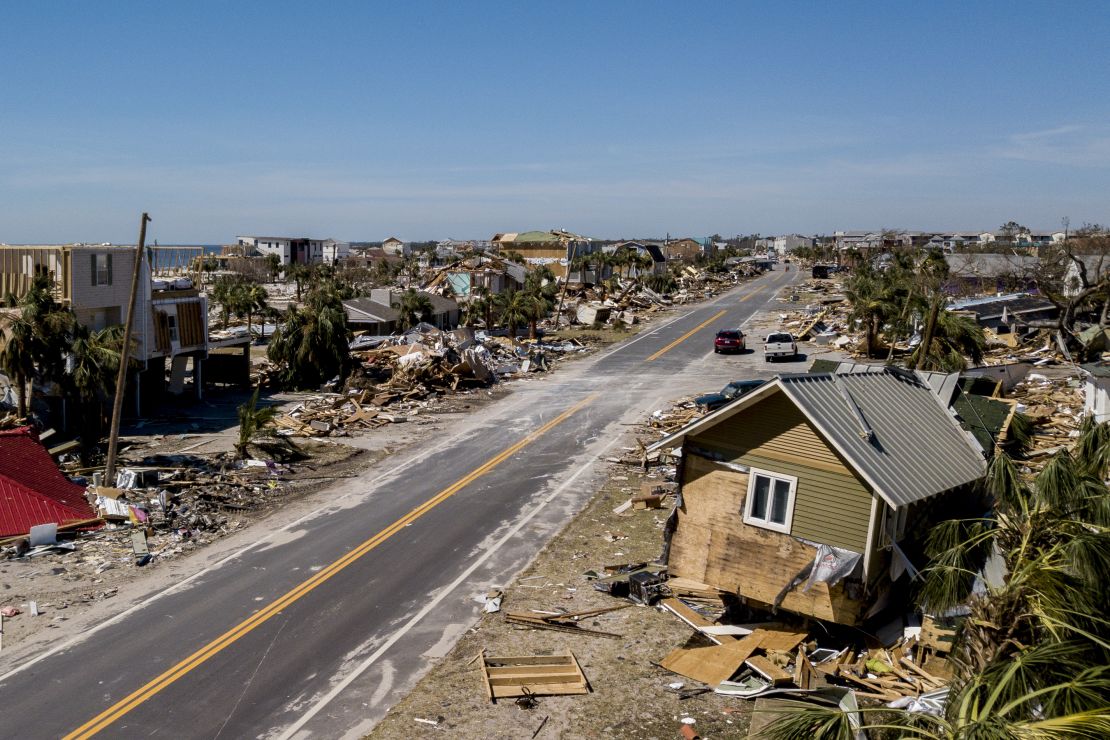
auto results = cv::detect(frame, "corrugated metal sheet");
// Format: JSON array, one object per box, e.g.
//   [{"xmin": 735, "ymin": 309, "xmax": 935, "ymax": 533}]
[
  {"xmin": 779, "ymin": 372, "xmax": 986, "ymax": 508},
  {"xmin": 0, "ymin": 427, "xmax": 95, "ymax": 537}
]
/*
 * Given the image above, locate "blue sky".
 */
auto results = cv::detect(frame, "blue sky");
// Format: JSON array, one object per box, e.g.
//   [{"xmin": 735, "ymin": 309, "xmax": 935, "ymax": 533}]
[{"xmin": 2, "ymin": 1, "xmax": 1108, "ymax": 243}]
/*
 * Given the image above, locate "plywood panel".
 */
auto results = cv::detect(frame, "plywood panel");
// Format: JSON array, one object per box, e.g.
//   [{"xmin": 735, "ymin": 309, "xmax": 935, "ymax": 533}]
[{"xmin": 669, "ymin": 452, "xmax": 864, "ymax": 624}]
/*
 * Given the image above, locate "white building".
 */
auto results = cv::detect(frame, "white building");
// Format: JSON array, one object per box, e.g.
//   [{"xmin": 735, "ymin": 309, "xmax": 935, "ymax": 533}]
[
  {"xmin": 236, "ymin": 236, "xmax": 337, "ymax": 266},
  {"xmin": 381, "ymin": 236, "xmax": 405, "ymax": 255},
  {"xmin": 321, "ymin": 239, "xmax": 350, "ymax": 265}
]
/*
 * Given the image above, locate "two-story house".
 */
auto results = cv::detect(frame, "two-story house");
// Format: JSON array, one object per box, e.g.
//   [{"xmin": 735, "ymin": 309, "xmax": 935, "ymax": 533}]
[{"xmin": 0, "ymin": 244, "xmax": 208, "ymax": 412}]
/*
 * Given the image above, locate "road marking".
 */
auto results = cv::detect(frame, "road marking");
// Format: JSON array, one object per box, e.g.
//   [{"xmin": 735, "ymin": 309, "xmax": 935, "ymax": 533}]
[
  {"xmin": 62, "ymin": 394, "xmax": 599, "ymax": 740},
  {"xmin": 645, "ymin": 309, "xmax": 727, "ymax": 362},
  {"xmin": 277, "ymin": 420, "xmax": 630, "ymax": 739},
  {"xmin": 739, "ymin": 285, "xmax": 766, "ymax": 302}
]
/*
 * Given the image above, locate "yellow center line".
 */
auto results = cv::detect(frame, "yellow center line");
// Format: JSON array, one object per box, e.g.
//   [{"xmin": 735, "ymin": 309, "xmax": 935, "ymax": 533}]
[
  {"xmin": 645, "ymin": 309, "xmax": 727, "ymax": 361},
  {"xmin": 739, "ymin": 284, "xmax": 766, "ymax": 302},
  {"xmin": 64, "ymin": 393, "xmax": 600, "ymax": 739}
]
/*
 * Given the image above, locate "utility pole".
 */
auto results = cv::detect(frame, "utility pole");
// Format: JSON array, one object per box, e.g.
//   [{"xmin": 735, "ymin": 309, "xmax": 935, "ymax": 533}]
[
  {"xmin": 552, "ymin": 239, "xmax": 579, "ymax": 331},
  {"xmin": 105, "ymin": 213, "xmax": 151, "ymax": 484}
]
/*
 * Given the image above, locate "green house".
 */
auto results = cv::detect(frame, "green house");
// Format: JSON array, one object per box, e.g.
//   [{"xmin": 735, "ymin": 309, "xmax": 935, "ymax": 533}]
[{"xmin": 649, "ymin": 368, "xmax": 988, "ymax": 625}]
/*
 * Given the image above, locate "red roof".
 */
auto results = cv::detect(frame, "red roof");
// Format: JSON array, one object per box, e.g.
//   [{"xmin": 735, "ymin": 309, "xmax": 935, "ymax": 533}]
[{"xmin": 0, "ymin": 427, "xmax": 95, "ymax": 537}]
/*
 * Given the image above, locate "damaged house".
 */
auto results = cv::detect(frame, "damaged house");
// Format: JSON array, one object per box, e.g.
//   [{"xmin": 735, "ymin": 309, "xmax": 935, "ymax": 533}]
[
  {"xmin": 0, "ymin": 426, "xmax": 95, "ymax": 537},
  {"xmin": 649, "ymin": 368, "xmax": 989, "ymax": 626}
]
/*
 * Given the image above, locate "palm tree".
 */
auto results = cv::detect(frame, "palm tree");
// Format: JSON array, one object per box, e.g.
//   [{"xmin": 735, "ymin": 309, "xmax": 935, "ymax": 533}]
[
  {"xmin": 243, "ymin": 283, "xmax": 269, "ymax": 338},
  {"xmin": 907, "ymin": 307, "xmax": 987, "ymax": 371},
  {"xmin": 495, "ymin": 289, "xmax": 532, "ymax": 339},
  {"xmin": 68, "ymin": 324, "xmax": 127, "ymax": 460},
  {"xmin": 0, "ymin": 312, "xmax": 35, "ymax": 417},
  {"xmin": 392, "ymin": 288, "xmax": 434, "ymax": 331},
  {"xmin": 264, "ymin": 254, "xmax": 281, "ymax": 284},
  {"xmin": 267, "ymin": 284, "xmax": 351, "ymax": 389},
  {"xmin": 844, "ymin": 267, "xmax": 907, "ymax": 358},
  {"xmin": 463, "ymin": 288, "xmax": 492, "ymax": 328},
  {"xmin": 287, "ymin": 263, "xmax": 310, "ymax": 302},
  {"xmin": 236, "ymin": 387, "xmax": 277, "ymax": 458},
  {"xmin": 0, "ymin": 276, "xmax": 73, "ymax": 417}
]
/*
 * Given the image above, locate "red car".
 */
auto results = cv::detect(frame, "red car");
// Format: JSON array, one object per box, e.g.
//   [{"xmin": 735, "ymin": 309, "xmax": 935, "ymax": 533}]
[{"xmin": 713, "ymin": 329, "xmax": 746, "ymax": 353}]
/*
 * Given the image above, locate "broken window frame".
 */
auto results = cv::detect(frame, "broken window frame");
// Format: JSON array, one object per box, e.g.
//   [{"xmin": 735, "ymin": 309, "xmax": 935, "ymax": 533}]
[{"xmin": 742, "ymin": 468, "xmax": 797, "ymax": 534}]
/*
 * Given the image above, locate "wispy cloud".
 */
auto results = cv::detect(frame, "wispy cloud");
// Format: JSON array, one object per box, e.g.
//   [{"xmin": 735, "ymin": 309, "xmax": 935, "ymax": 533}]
[{"xmin": 996, "ymin": 124, "xmax": 1110, "ymax": 167}]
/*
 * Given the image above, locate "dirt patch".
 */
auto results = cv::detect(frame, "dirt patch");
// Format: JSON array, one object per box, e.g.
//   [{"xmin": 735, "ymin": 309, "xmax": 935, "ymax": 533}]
[{"xmin": 368, "ymin": 458, "xmax": 753, "ymax": 740}]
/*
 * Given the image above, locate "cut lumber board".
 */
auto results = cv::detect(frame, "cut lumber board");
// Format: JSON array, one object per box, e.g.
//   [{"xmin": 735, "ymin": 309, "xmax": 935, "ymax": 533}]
[
  {"xmin": 660, "ymin": 633, "xmax": 762, "ymax": 686},
  {"xmin": 659, "ymin": 597, "xmax": 736, "ymax": 643},
  {"xmin": 479, "ymin": 651, "xmax": 589, "ymax": 702},
  {"xmin": 745, "ymin": 655, "xmax": 793, "ymax": 686}
]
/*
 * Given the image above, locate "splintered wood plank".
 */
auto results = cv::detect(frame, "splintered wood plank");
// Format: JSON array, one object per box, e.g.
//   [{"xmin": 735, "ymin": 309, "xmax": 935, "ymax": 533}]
[
  {"xmin": 659, "ymin": 598, "xmax": 737, "ymax": 643},
  {"xmin": 745, "ymin": 655, "xmax": 793, "ymax": 686}
]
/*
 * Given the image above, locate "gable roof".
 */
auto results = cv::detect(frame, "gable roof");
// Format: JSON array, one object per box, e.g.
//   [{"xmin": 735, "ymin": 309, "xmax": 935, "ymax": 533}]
[
  {"xmin": 648, "ymin": 369, "xmax": 987, "ymax": 509},
  {"xmin": 342, "ymin": 298, "xmax": 399, "ymax": 324},
  {"xmin": 0, "ymin": 427, "xmax": 96, "ymax": 537}
]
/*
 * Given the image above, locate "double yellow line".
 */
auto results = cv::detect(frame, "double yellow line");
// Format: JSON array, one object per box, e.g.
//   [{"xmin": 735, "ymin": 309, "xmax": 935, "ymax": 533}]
[
  {"xmin": 646, "ymin": 309, "xmax": 727, "ymax": 361},
  {"xmin": 64, "ymin": 393, "xmax": 598, "ymax": 739}
]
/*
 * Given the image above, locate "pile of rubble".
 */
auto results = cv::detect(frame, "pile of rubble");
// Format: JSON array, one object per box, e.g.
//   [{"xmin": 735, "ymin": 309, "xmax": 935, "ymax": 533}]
[
  {"xmin": 0, "ymin": 461, "xmax": 289, "ymax": 592},
  {"xmin": 1010, "ymin": 372, "xmax": 1086, "ymax": 468},
  {"xmin": 256, "ymin": 324, "xmax": 593, "ymax": 437},
  {"xmin": 774, "ymin": 278, "xmax": 855, "ymax": 351},
  {"xmin": 556, "ymin": 266, "xmax": 760, "ymax": 330},
  {"xmin": 649, "ymin": 588, "xmax": 953, "ymax": 706}
]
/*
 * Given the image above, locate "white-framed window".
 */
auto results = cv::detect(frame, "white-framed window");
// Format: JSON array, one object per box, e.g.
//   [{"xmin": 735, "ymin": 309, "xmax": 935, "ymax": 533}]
[{"xmin": 742, "ymin": 468, "xmax": 797, "ymax": 534}]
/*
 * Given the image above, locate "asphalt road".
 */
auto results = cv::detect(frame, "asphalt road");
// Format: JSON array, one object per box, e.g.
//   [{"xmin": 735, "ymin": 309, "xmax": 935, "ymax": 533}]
[{"xmin": 0, "ymin": 267, "xmax": 801, "ymax": 739}]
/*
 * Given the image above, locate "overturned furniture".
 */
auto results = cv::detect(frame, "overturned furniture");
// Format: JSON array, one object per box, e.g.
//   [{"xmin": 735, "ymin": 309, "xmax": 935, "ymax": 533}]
[
  {"xmin": 478, "ymin": 650, "xmax": 590, "ymax": 702},
  {"xmin": 649, "ymin": 368, "xmax": 989, "ymax": 625}
]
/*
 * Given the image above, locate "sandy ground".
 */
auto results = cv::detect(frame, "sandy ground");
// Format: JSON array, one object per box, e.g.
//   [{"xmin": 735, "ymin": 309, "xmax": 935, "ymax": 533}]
[{"xmin": 367, "ymin": 458, "xmax": 758, "ymax": 740}]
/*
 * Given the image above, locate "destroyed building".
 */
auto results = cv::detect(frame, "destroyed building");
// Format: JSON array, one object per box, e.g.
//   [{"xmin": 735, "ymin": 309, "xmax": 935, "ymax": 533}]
[
  {"xmin": 648, "ymin": 369, "xmax": 990, "ymax": 626},
  {"xmin": 490, "ymin": 229, "xmax": 597, "ymax": 278},
  {"xmin": 0, "ymin": 426, "xmax": 95, "ymax": 537},
  {"xmin": 342, "ymin": 289, "xmax": 459, "ymax": 334}
]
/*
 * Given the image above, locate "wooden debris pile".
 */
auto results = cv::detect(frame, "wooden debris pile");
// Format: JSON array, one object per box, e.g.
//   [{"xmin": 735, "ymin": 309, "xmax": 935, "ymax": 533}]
[
  {"xmin": 1011, "ymin": 373, "xmax": 1085, "ymax": 469},
  {"xmin": 271, "ymin": 391, "xmax": 411, "ymax": 438},
  {"xmin": 655, "ymin": 592, "xmax": 954, "ymax": 704}
]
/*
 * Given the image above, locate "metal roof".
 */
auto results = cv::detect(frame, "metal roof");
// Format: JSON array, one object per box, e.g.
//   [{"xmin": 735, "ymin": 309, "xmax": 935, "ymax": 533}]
[
  {"xmin": 0, "ymin": 427, "xmax": 95, "ymax": 537},
  {"xmin": 648, "ymin": 369, "xmax": 986, "ymax": 509},
  {"xmin": 777, "ymin": 372, "xmax": 986, "ymax": 508}
]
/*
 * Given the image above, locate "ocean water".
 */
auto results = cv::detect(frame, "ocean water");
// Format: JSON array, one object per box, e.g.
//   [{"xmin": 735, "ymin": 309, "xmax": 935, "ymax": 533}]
[{"xmin": 148, "ymin": 244, "xmax": 221, "ymax": 271}]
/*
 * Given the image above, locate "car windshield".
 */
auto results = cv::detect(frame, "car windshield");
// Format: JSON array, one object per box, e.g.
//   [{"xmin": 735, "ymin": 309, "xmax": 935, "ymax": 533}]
[
  {"xmin": 767, "ymin": 333, "xmax": 793, "ymax": 343},
  {"xmin": 718, "ymin": 331, "xmax": 741, "ymax": 339}
]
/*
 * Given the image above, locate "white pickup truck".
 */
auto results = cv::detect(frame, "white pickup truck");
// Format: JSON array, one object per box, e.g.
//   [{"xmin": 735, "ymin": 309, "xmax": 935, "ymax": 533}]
[{"xmin": 763, "ymin": 332, "xmax": 798, "ymax": 361}]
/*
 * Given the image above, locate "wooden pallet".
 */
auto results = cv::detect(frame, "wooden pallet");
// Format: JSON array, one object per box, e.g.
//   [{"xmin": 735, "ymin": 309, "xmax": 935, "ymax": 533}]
[{"xmin": 478, "ymin": 650, "xmax": 590, "ymax": 702}]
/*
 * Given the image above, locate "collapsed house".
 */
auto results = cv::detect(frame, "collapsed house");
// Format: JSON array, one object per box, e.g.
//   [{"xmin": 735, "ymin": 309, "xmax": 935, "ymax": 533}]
[
  {"xmin": 0, "ymin": 426, "xmax": 95, "ymax": 537},
  {"xmin": 648, "ymin": 368, "xmax": 991, "ymax": 626}
]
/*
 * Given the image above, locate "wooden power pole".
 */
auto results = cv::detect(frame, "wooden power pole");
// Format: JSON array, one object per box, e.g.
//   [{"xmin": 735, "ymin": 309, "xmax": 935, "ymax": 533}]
[{"xmin": 105, "ymin": 212, "xmax": 151, "ymax": 484}]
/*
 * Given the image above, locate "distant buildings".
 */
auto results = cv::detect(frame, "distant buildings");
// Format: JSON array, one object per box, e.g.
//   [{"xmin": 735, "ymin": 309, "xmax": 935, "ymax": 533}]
[
  {"xmin": 235, "ymin": 236, "xmax": 349, "ymax": 265},
  {"xmin": 381, "ymin": 236, "xmax": 405, "ymax": 256}
]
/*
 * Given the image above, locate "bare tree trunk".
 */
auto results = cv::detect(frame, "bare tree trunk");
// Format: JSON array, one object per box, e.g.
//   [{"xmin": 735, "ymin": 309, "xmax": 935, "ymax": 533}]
[
  {"xmin": 16, "ymin": 371, "xmax": 27, "ymax": 418},
  {"xmin": 914, "ymin": 295, "xmax": 942, "ymax": 370}
]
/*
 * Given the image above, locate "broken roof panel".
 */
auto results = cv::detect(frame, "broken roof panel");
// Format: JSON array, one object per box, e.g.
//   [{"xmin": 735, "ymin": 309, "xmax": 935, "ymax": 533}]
[{"xmin": 0, "ymin": 427, "xmax": 95, "ymax": 537}]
